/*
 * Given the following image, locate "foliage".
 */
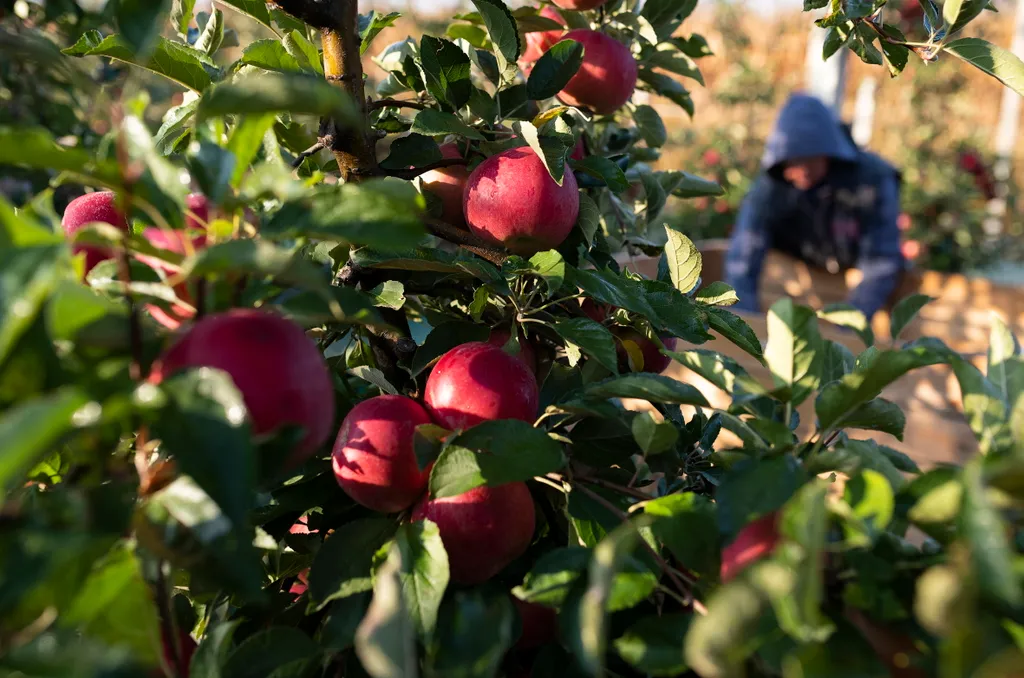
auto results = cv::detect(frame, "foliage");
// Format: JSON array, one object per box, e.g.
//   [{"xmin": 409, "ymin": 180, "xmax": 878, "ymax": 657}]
[{"xmin": 0, "ymin": 2, "xmax": 1023, "ymax": 678}]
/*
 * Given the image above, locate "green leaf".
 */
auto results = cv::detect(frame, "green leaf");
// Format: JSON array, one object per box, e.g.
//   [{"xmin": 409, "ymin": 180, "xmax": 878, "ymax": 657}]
[
  {"xmin": 575, "ymin": 192, "xmax": 601, "ymax": 247},
  {"xmin": 195, "ymin": 8, "xmax": 225, "ymax": 55},
  {"xmin": 308, "ymin": 519, "xmax": 398, "ymax": 610},
  {"xmin": 527, "ymin": 38, "xmax": 584, "ymax": 100},
  {"xmin": 152, "ymin": 369, "xmax": 255, "ymax": 529},
  {"xmin": 428, "ymin": 420, "xmax": 566, "ymax": 498},
  {"xmin": 811, "ymin": 438, "xmax": 911, "ymax": 492},
  {"xmin": 663, "ymin": 226, "xmax": 702, "ymax": 294},
  {"xmin": 191, "ymin": 621, "xmax": 240, "ymax": 678},
  {"xmin": 632, "ymin": 104, "xmax": 668, "ymax": 148},
  {"xmin": 573, "ymin": 155, "xmax": 630, "ymax": 193},
  {"xmin": 410, "ymin": 109, "xmax": 484, "ymax": 140},
  {"xmin": 815, "ymin": 344, "xmax": 947, "ymax": 432},
  {"xmin": 765, "ymin": 298, "xmax": 822, "ymax": 405},
  {"xmin": 226, "ymin": 113, "xmax": 276, "ymax": 187},
  {"xmin": 842, "ymin": 397, "xmax": 906, "ymax": 440},
  {"xmin": 419, "ymin": 35, "xmax": 473, "ymax": 111},
  {"xmin": 352, "ymin": 248, "xmax": 505, "ymax": 288},
  {"xmin": 380, "ymin": 134, "xmax": 443, "ymax": 170},
  {"xmin": 944, "ymin": 0, "xmax": 965, "ymax": 26},
  {"xmin": 388, "ymin": 521, "xmax": 450, "ymax": 636},
  {"xmin": 222, "ymin": 628, "xmax": 320, "ymax": 678},
  {"xmin": 470, "ymin": 0, "xmax": 522, "ymax": 83},
  {"xmin": 631, "ymin": 411, "xmax": 679, "ymax": 456},
  {"xmin": 370, "ymin": 280, "xmax": 406, "ymax": 311},
  {"xmin": 818, "ymin": 303, "xmax": 873, "ymax": 347},
  {"xmin": 646, "ymin": 493, "xmax": 719, "ymax": 577},
  {"xmin": 642, "ymin": 0, "xmax": 698, "ymax": 41},
  {"xmin": 842, "ymin": 469, "xmax": 895, "ymax": 546},
  {"xmin": 638, "ymin": 68, "xmax": 694, "ymax": 116},
  {"xmin": 198, "ymin": 72, "xmax": 358, "ymax": 125},
  {"xmin": 664, "ymin": 170, "xmax": 725, "ymax": 198},
  {"xmin": 116, "ymin": 0, "xmax": 170, "ymax": 56},
  {"xmin": 171, "ymin": 0, "xmax": 197, "ymax": 36},
  {"xmin": 716, "ymin": 456, "xmax": 806, "ymax": 536},
  {"xmin": 664, "ymin": 349, "xmax": 764, "ymax": 398},
  {"xmin": 695, "ymin": 282, "xmax": 739, "ymax": 307},
  {"xmin": 156, "ymin": 98, "xmax": 200, "ymax": 155},
  {"xmin": 410, "ymin": 321, "xmax": 491, "ymax": 377},
  {"xmin": 355, "ymin": 542, "xmax": 419, "ymax": 678},
  {"xmin": 241, "ymin": 39, "xmax": 304, "ymax": 72},
  {"xmin": 0, "ymin": 388, "xmax": 89, "ymax": 491},
  {"xmin": 615, "ymin": 614, "xmax": 691, "ymax": 677},
  {"xmin": 60, "ymin": 543, "xmax": 161, "ymax": 664},
  {"xmin": 530, "ymin": 250, "xmax": 566, "ymax": 298},
  {"xmin": 889, "ymin": 294, "xmax": 932, "ymax": 341},
  {"xmin": 573, "ymin": 517, "xmax": 655, "ymax": 676},
  {"xmin": 425, "ymin": 592, "xmax": 515, "ymax": 678},
  {"xmin": 578, "ymin": 373, "xmax": 710, "ymax": 407},
  {"xmin": 0, "ymin": 242, "xmax": 64, "ymax": 367},
  {"xmin": 571, "ymin": 267, "xmax": 658, "ymax": 321},
  {"xmin": 943, "ymin": 37, "xmax": 1024, "ymax": 98},
  {"xmin": 551, "ymin": 318, "xmax": 619, "ymax": 374},
  {"xmin": 987, "ymin": 315, "xmax": 1024, "ymax": 409},
  {"xmin": 707, "ymin": 307, "xmax": 765, "ymax": 363},
  {"xmin": 641, "ymin": 43, "xmax": 704, "ymax": 84},
  {"xmin": 263, "ymin": 179, "xmax": 425, "ymax": 248},
  {"xmin": 951, "ymin": 354, "xmax": 1011, "ymax": 454},
  {"xmin": 684, "ymin": 577, "xmax": 767, "ymax": 677},
  {"xmin": 361, "ymin": 11, "xmax": 402, "ymax": 55},
  {"xmin": 959, "ymin": 461, "xmax": 1022, "ymax": 606},
  {"xmin": 63, "ymin": 32, "xmax": 214, "ymax": 92},
  {"xmin": 218, "ymin": 0, "xmax": 274, "ymax": 33},
  {"xmin": 513, "ymin": 120, "xmax": 571, "ymax": 185}
]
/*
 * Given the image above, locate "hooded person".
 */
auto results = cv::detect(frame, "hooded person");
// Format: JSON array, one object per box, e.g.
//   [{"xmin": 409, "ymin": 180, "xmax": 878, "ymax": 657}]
[{"xmin": 725, "ymin": 93, "xmax": 905, "ymax": 320}]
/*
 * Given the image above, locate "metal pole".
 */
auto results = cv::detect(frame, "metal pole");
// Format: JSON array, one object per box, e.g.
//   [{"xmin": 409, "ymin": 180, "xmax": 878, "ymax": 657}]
[{"xmin": 985, "ymin": 0, "xmax": 1024, "ymax": 239}]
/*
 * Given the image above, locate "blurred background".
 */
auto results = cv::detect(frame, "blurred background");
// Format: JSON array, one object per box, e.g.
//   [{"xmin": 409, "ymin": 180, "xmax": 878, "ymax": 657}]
[{"xmin": 2, "ymin": 0, "xmax": 1022, "ymax": 277}]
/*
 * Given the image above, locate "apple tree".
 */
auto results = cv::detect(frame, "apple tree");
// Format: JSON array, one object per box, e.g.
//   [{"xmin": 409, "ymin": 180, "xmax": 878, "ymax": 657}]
[{"xmin": 0, "ymin": 1, "xmax": 1022, "ymax": 677}]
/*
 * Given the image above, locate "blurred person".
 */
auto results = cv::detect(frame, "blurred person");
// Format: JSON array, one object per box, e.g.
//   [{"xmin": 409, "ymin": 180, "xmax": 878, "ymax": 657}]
[{"xmin": 725, "ymin": 93, "xmax": 905, "ymax": 320}]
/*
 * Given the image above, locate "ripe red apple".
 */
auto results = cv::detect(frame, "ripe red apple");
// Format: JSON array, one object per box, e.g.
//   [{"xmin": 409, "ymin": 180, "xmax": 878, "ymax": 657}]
[
  {"xmin": 513, "ymin": 597, "xmax": 558, "ymax": 650},
  {"xmin": 150, "ymin": 309, "xmax": 336, "ymax": 464},
  {"xmin": 424, "ymin": 342, "xmax": 539, "ymax": 431},
  {"xmin": 520, "ymin": 6, "xmax": 566, "ymax": 66},
  {"xmin": 720, "ymin": 512, "xmax": 780, "ymax": 583},
  {"xmin": 487, "ymin": 327, "xmax": 537, "ymax": 373},
  {"xmin": 421, "ymin": 142, "xmax": 471, "ymax": 229},
  {"xmin": 61, "ymin": 191, "xmax": 130, "ymax": 274},
  {"xmin": 580, "ymin": 299, "xmax": 611, "ymax": 323},
  {"xmin": 157, "ymin": 628, "xmax": 197, "ymax": 678},
  {"xmin": 411, "ymin": 482, "xmax": 535, "ymax": 584},
  {"xmin": 570, "ymin": 137, "xmax": 586, "ymax": 162},
  {"xmin": 557, "ymin": 30, "xmax": 638, "ymax": 115},
  {"xmin": 614, "ymin": 328, "xmax": 673, "ymax": 374},
  {"xmin": 183, "ymin": 193, "xmax": 210, "ymax": 231},
  {"xmin": 137, "ymin": 227, "xmax": 207, "ymax": 330},
  {"xmin": 463, "ymin": 147, "xmax": 579, "ymax": 255},
  {"xmin": 332, "ymin": 395, "xmax": 433, "ymax": 513},
  {"xmin": 553, "ymin": 0, "xmax": 609, "ymax": 9}
]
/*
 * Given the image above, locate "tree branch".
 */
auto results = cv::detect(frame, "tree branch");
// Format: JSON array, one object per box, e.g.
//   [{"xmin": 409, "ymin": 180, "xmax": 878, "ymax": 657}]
[
  {"xmin": 291, "ymin": 141, "xmax": 326, "ymax": 168},
  {"xmin": 380, "ymin": 158, "xmax": 469, "ymax": 181},
  {"xmin": 368, "ymin": 98, "xmax": 428, "ymax": 112},
  {"xmin": 424, "ymin": 219, "xmax": 508, "ymax": 265}
]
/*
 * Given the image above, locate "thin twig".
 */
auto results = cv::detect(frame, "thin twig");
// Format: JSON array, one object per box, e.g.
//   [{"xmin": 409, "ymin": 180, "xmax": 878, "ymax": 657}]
[
  {"xmin": 577, "ymin": 474, "xmax": 654, "ymax": 501},
  {"xmin": 571, "ymin": 481, "xmax": 703, "ymax": 614},
  {"xmin": 291, "ymin": 141, "xmax": 326, "ymax": 168},
  {"xmin": 380, "ymin": 158, "xmax": 469, "ymax": 181},
  {"xmin": 154, "ymin": 561, "xmax": 183, "ymax": 678},
  {"xmin": 368, "ymin": 98, "xmax": 428, "ymax": 112}
]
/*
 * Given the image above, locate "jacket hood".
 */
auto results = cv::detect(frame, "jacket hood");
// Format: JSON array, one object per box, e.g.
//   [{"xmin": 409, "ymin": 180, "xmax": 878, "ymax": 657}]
[{"xmin": 761, "ymin": 93, "xmax": 858, "ymax": 175}]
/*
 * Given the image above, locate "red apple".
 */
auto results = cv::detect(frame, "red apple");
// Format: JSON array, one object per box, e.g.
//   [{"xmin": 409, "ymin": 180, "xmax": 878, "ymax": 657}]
[
  {"xmin": 553, "ymin": 0, "xmax": 609, "ymax": 9},
  {"xmin": 557, "ymin": 30, "xmax": 637, "ymax": 115},
  {"xmin": 614, "ymin": 328, "xmax": 673, "ymax": 374},
  {"xmin": 845, "ymin": 606, "xmax": 928, "ymax": 678},
  {"xmin": 183, "ymin": 193, "xmax": 210, "ymax": 231},
  {"xmin": 487, "ymin": 327, "xmax": 537, "ymax": 373},
  {"xmin": 157, "ymin": 628, "xmax": 197, "ymax": 678},
  {"xmin": 520, "ymin": 6, "xmax": 566, "ymax": 66},
  {"xmin": 901, "ymin": 239, "xmax": 922, "ymax": 261},
  {"xmin": 61, "ymin": 191, "xmax": 130, "ymax": 274},
  {"xmin": 424, "ymin": 342, "xmax": 539, "ymax": 431},
  {"xmin": 570, "ymin": 137, "xmax": 586, "ymax": 162},
  {"xmin": 463, "ymin": 147, "xmax": 579, "ymax": 255},
  {"xmin": 580, "ymin": 299, "xmax": 611, "ymax": 323},
  {"xmin": 513, "ymin": 597, "xmax": 558, "ymax": 650},
  {"xmin": 332, "ymin": 395, "xmax": 433, "ymax": 513},
  {"xmin": 421, "ymin": 142, "xmax": 471, "ymax": 229},
  {"xmin": 289, "ymin": 569, "xmax": 310, "ymax": 597},
  {"xmin": 411, "ymin": 482, "xmax": 536, "ymax": 584},
  {"xmin": 137, "ymin": 227, "xmax": 207, "ymax": 330},
  {"xmin": 720, "ymin": 512, "xmax": 780, "ymax": 583},
  {"xmin": 150, "ymin": 309, "xmax": 336, "ymax": 464}
]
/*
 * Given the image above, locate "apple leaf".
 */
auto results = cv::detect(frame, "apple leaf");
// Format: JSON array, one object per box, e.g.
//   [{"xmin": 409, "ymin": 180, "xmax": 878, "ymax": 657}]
[
  {"xmin": 361, "ymin": 11, "xmax": 402, "ymax": 55},
  {"xmin": 410, "ymin": 109, "xmax": 485, "ymax": 140},
  {"xmin": 470, "ymin": 0, "xmax": 521, "ymax": 83},
  {"xmin": 425, "ymin": 592, "xmax": 515, "ymax": 678},
  {"xmin": 943, "ymin": 37, "xmax": 1024, "ymax": 99},
  {"xmin": 218, "ymin": 0, "xmax": 275, "ymax": 33},
  {"xmin": 631, "ymin": 411, "xmax": 679, "ymax": 456},
  {"xmin": 615, "ymin": 614, "xmax": 692, "ymax": 677},
  {"xmin": 386, "ymin": 522, "xmax": 449, "ymax": 636},
  {"xmin": 419, "ymin": 35, "xmax": 473, "ymax": 111},
  {"xmin": 695, "ymin": 282, "xmax": 739, "ymax": 307},
  {"xmin": 577, "ymin": 373, "xmax": 710, "ymax": 407},
  {"xmin": 379, "ymin": 133, "xmax": 443, "ymax": 170},
  {"xmin": 889, "ymin": 293, "xmax": 933, "ymax": 341},
  {"xmin": 715, "ymin": 455, "xmax": 806, "ymax": 536},
  {"xmin": 707, "ymin": 307, "xmax": 764, "ymax": 363},
  {"xmin": 818, "ymin": 303, "xmax": 873, "ymax": 347},
  {"xmin": 663, "ymin": 226, "xmax": 702, "ymax": 294},
  {"xmin": 765, "ymin": 298, "xmax": 822, "ymax": 405},
  {"xmin": 63, "ymin": 31, "xmax": 214, "ymax": 92},
  {"xmin": 840, "ymin": 397, "xmax": 907, "ymax": 440},
  {"xmin": 355, "ymin": 549, "xmax": 418, "ymax": 678},
  {"xmin": 307, "ymin": 519, "xmax": 398, "ymax": 610},
  {"xmin": 527, "ymin": 38, "xmax": 584, "ymax": 100},
  {"xmin": 0, "ymin": 388, "xmax": 89, "ymax": 492},
  {"xmin": 551, "ymin": 318, "xmax": 619, "ymax": 374},
  {"xmin": 513, "ymin": 121, "xmax": 572, "ymax": 185},
  {"xmin": 197, "ymin": 72, "xmax": 358, "ymax": 124},
  {"xmin": 959, "ymin": 462, "xmax": 1022, "ymax": 606},
  {"xmin": 573, "ymin": 156, "xmax": 630, "ymax": 194},
  {"xmin": 222, "ymin": 627, "xmax": 320, "ymax": 678},
  {"xmin": 646, "ymin": 493, "xmax": 720, "ymax": 578},
  {"xmin": 632, "ymin": 104, "xmax": 668, "ymax": 148},
  {"xmin": 241, "ymin": 39, "xmax": 305, "ymax": 73}
]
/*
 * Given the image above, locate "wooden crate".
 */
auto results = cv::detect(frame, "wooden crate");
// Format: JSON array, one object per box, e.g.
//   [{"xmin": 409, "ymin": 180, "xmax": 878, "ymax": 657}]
[{"xmin": 615, "ymin": 243, "xmax": 1024, "ymax": 467}]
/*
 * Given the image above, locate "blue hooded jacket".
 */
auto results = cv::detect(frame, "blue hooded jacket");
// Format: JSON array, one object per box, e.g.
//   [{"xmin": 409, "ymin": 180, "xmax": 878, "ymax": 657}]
[{"xmin": 725, "ymin": 93, "xmax": 905, "ymax": 319}]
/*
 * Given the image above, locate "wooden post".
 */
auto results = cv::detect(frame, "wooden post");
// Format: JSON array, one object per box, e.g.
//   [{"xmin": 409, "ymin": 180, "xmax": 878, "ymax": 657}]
[
  {"xmin": 804, "ymin": 21, "xmax": 848, "ymax": 114},
  {"xmin": 985, "ymin": 0, "xmax": 1024, "ymax": 239}
]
